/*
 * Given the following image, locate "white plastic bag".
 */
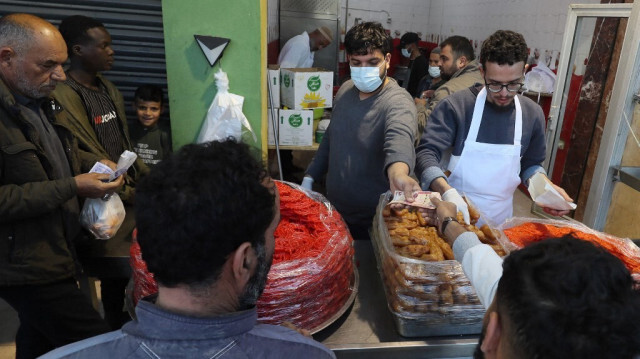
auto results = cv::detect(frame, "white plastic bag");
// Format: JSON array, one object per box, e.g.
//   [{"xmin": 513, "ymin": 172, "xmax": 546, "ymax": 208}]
[
  {"xmin": 197, "ymin": 69, "xmax": 256, "ymax": 143},
  {"xmin": 524, "ymin": 60, "xmax": 556, "ymax": 93},
  {"xmin": 80, "ymin": 195, "xmax": 126, "ymax": 240}
]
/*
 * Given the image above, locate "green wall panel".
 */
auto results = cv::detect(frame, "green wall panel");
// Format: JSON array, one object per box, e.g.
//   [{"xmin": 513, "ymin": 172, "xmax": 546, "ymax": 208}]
[{"xmin": 162, "ymin": 0, "xmax": 265, "ymax": 150}]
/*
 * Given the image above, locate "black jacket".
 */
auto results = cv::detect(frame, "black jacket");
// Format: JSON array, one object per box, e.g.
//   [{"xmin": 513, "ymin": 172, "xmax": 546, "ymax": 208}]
[{"xmin": 0, "ymin": 77, "xmax": 100, "ymax": 286}]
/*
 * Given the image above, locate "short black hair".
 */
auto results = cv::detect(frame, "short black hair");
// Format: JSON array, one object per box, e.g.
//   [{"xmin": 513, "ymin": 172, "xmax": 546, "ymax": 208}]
[
  {"xmin": 344, "ymin": 21, "xmax": 391, "ymax": 56},
  {"xmin": 497, "ymin": 235, "xmax": 640, "ymax": 358},
  {"xmin": 135, "ymin": 140, "xmax": 275, "ymax": 287},
  {"xmin": 480, "ymin": 30, "xmax": 527, "ymax": 68},
  {"xmin": 58, "ymin": 15, "xmax": 105, "ymax": 57},
  {"xmin": 440, "ymin": 35, "xmax": 475, "ymax": 62},
  {"xmin": 134, "ymin": 84, "xmax": 165, "ymax": 106}
]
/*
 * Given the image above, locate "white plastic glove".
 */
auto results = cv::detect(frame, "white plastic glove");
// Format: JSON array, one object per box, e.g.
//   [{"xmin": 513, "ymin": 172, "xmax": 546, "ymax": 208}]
[
  {"xmin": 442, "ymin": 188, "xmax": 470, "ymax": 224},
  {"xmin": 301, "ymin": 176, "xmax": 314, "ymax": 191}
]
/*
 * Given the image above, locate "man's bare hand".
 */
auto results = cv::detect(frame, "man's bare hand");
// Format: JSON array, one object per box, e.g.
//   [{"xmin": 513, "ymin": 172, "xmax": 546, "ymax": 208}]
[
  {"xmin": 414, "ymin": 97, "xmax": 427, "ymax": 106},
  {"xmin": 387, "ymin": 162, "xmax": 421, "ymax": 203},
  {"xmin": 539, "ymin": 176, "xmax": 574, "ymax": 217},
  {"xmin": 75, "ymin": 172, "xmax": 124, "ymax": 199},
  {"xmin": 99, "ymin": 159, "xmax": 117, "ymax": 171}
]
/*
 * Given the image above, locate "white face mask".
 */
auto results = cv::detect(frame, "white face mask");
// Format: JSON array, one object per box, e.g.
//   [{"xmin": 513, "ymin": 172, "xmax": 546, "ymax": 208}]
[
  {"xmin": 401, "ymin": 48, "xmax": 411, "ymax": 58},
  {"xmin": 428, "ymin": 65, "xmax": 441, "ymax": 78},
  {"xmin": 350, "ymin": 62, "xmax": 386, "ymax": 93}
]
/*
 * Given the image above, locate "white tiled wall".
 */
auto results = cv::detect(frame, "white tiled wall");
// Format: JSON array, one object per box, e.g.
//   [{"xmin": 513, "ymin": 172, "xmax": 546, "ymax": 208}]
[
  {"xmin": 336, "ymin": 0, "xmax": 600, "ymax": 67},
  {"xmin": 270, "ymin": 0, "xmax": 603, "ymax": 75}
]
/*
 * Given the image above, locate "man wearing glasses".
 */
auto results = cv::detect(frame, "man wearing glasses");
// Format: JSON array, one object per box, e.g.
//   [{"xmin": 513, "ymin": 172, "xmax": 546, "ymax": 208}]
[{"xmin": 409, "ymin": 30, "xmax": 572, "ymax": 226}]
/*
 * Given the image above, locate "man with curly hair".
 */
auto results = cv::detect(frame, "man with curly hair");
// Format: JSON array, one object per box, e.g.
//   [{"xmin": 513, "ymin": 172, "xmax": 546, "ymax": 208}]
[
  {"xmin": 407, "ymin": 30, "xmax": 571, "ymax": 226},
  {"xmin": 41, "ymin": 140, "xmax": 336, "ymax": 359},
  {"xmin": 52, "ymin": 14, "xmax": 150, "ymax": 330},
  {"xmin": 303, "ymin": 22, "xmax": 418, "ymax": 240},
  {"xmin": 426, "ymin": 197, "xmax": 640, "ymax": 359}
]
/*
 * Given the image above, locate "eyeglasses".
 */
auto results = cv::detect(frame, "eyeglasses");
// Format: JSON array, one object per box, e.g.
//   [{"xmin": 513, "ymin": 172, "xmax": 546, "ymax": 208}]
[{"xmin": 484, "ymin": 81, "xmax": 524, "ymax": 93}]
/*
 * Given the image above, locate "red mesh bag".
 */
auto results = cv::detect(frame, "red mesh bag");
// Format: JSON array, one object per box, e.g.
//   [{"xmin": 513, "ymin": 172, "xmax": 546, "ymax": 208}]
[{"xmin": 129, "ymin": 181, "xmax": 355, "ymax": 331}]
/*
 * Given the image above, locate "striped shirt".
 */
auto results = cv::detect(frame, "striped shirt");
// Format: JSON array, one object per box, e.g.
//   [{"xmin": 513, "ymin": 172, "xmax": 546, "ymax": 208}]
[{"xmin": 65, "ymin": 77, "xmax": 124, "ymax": 162}]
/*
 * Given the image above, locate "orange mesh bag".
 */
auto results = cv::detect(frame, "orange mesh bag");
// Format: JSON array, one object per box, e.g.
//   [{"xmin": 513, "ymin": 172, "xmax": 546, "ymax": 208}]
[{"xmin": 500, "ymin": 218, "xmax": 640, "ymax": 274}]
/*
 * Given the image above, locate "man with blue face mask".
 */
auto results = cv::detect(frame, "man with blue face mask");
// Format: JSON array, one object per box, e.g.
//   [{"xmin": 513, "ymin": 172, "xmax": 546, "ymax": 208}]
[
  {"xmin": 303, "ymin": 22, "xmax": 419, "ymax": 240},
  {"xmin": 398, "ymin": 32, "xmax": 427, "ymax": 98},
  {"xmin": 415, "ymin": 47, "xmax": 445, "ymax": 139}
]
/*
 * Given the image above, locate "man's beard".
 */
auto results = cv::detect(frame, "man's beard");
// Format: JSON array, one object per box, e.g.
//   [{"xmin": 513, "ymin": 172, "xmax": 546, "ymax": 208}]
[
  {"xmin": 440, "ymin": 63, "xmax": 457, "ymax": 81},
  {"xmin": 16, "ymin": 76, "xmax": 54, "ymax": 99},
  {"xmin": 238, "ymin": 241, "xmax": 272, "ymax": 310}
]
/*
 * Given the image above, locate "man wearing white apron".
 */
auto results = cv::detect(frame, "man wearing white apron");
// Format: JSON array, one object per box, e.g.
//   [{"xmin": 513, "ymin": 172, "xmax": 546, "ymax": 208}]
[{"xmin": 409, "ymin": 30, "xmax": 572, "ymax": 226}]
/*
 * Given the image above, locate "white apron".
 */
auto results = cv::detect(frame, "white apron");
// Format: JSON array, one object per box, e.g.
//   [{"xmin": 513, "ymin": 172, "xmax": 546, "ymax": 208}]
[{"xmin": 447, "ymin": 88, "xmax": 522, "ymax": 226}]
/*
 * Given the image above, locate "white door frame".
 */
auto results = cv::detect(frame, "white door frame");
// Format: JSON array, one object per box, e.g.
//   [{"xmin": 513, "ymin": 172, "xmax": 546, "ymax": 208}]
[
  {"xmin": 544, "ymin": 4, "xmax": 633, "ymax": 176},
  {"xmin": 582, "ymin": 2, "xmax": 640, "ymax": 229}
]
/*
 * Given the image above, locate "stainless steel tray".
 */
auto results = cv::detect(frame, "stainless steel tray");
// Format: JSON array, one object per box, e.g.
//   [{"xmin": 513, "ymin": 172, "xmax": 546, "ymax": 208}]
[{"xmin": 371, "ymin": 193, "xmax": 484, "ymax": 337}]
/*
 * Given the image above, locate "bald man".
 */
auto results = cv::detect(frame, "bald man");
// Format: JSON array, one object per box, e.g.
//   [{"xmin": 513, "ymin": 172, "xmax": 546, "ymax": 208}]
[
  {"xmin": 0, "ymin": 13, "xmax": 121, "ymax": 358},
  {"xmin": 278, "ymin": 26, "xmax": 333, "ymax": 68}
]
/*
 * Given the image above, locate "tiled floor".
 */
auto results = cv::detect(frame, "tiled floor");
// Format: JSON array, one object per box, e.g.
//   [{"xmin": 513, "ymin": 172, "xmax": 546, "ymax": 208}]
[{"xmin": 0, "ymin": 190, "xmax": 539, "ymax": 359}]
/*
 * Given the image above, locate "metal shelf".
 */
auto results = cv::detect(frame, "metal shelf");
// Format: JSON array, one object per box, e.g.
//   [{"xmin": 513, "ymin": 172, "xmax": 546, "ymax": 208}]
[{"xmin": 614, "ymin": 166, "xmax": 640, "ymax": 192}]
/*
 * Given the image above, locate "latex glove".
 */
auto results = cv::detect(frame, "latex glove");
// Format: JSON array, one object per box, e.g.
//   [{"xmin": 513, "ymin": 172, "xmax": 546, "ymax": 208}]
[
  {"xmin": 301, "ymin": 176, "xmax": 314, "ymax": 191},
  {"xmin": 442, "ymin": 188, "xmax": 470, "ymax": 224}
]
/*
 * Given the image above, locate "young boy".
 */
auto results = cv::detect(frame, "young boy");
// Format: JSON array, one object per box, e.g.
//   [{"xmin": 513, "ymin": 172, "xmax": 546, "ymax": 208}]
[{"xmin": 130, "ymin": 85, "xmax": 172, "ymax": 166}]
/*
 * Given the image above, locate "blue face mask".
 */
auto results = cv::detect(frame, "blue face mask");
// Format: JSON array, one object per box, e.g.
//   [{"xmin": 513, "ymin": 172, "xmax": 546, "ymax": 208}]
[
  {"xmin": 428, "ymin": 65, "xmax": 441, "ymax": 78},
  {"xmin": 401, "ymin": 48, "xmax": 411, "ymax": 58},
  {"xmin": 350, "ymin": 62, "xmax": 386, "ymax": 93}
]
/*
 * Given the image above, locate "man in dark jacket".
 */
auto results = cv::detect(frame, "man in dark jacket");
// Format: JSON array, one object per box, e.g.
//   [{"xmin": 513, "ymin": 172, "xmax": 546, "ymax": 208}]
[{"xmin": 0, "ymin": 13, "xmax": 123, "ymax": 359}]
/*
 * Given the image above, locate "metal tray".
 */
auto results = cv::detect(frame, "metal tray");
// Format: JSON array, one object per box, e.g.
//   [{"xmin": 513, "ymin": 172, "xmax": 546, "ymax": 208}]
[
  {"xmin": 371, "ymin": 193, "xmax": 485, "ymax": 337},
  {"xmin": 310, "ymin": 266, "xmax": 359, "ymax": 334}
]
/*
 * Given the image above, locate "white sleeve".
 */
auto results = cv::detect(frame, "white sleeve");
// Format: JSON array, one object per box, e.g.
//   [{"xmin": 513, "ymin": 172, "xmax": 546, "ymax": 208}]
[
  {"xmin": 452, "ymin": 232, "xmax": 503, "ymax": 309},
  {"xmin": 278, "ymin": 35, "xmax": 308, "ymax": 68}
]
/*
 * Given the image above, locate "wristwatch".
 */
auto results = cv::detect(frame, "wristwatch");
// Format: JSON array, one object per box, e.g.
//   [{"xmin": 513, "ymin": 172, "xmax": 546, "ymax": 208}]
[{"xmin": 440, "ymin": 216, "xmax": 458, "ymax": 235}]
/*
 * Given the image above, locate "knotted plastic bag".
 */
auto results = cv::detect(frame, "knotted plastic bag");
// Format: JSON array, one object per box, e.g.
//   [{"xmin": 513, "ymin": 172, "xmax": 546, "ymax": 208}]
[
  {"xmin": 80, "ymin": 195, "xmax": 126, "ymax": 240},
  {"xmin": 197, "ymin": 69, "xmax": 256, "ymax": 143}
]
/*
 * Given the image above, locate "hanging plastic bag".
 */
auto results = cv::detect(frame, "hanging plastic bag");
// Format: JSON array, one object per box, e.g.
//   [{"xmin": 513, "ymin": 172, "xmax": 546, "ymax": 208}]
[
  {"xmin": 80, "ymin": 195, "xmax": 126, "ymax": 240},
  {"xmin": 524, "ymin": 59, "xmax": 556, "ymax": 93},
  {"xmin": 197, "ymin": 69, "xmax": 256, "ymax": 143}
]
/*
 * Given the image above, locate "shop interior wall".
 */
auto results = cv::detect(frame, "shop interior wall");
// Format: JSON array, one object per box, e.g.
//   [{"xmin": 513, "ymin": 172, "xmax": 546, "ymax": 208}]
[
  {"xmin": 162, "ymin": 0, "xmax": 266, "ymax": 150},
  {"xmin": 340, "ymin": 0, "xmax": 599, "ymax": 64}
]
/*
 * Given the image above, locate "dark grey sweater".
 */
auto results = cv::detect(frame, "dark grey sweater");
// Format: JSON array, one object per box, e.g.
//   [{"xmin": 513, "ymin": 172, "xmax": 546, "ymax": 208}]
[
  {"xmin": 415, "ymin": 84, "xmax": 547, "ymax": 189},
  {"xmin": 306, "ymin": 78, "xmax": 417, "ymax": 227}
]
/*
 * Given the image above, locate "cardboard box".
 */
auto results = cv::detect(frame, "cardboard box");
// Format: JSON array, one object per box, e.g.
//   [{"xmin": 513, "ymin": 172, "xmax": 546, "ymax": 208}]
[
  {"xmin": 278, "ymin": 109, "xmax": 313, "ymax": 146},
  {"xmin": 267, "ymin": 108, "xmax": 278, "ymax": 146},
  {"xmin": 280, "ymin": 68, "xmax": 333, "ymax": 110},
  {"xmin": 267, "ymin": 65, "xmax": 280, "ymax": 109}
]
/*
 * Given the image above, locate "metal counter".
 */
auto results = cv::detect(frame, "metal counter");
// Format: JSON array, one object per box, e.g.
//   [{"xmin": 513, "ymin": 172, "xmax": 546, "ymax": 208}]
[{"xmin": 317, "ymin": 240, "xmax": 479, "ymax": 358}]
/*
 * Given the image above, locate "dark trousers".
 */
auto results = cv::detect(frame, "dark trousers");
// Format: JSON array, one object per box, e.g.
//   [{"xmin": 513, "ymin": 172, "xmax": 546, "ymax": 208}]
[
  {"xmin": 346, "ymin": 221, "xmax": 371, "ymax": 241},
  {"xmin": 0, "ymin": 278, "xmax": 110, "ymax": 359},
  {"xmin": 100, "ymin": 277, "xmax": 131, "ymax": 330}
]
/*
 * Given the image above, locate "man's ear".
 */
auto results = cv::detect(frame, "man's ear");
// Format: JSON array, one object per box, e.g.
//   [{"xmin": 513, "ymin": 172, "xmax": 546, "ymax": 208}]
[
  {"xmin": 71, "ymin": 44, "xmax": 83, "ymax": 57},
  {"xmin": 231, "ymin": 242, "xmax": 255, "ymax": 290},
  {"xmin": 0, "ymin": 47, "xmax": 14, "ymax": 66},
  {"xmin": 480, "ymin": 311, "xmax": 502, "ymax": 356},
  {"xmin": 457, "ymin": 55, "xmax": 468, "ymax": 69}
]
